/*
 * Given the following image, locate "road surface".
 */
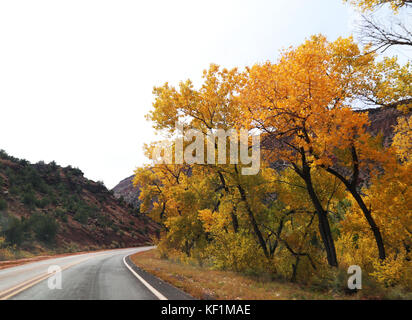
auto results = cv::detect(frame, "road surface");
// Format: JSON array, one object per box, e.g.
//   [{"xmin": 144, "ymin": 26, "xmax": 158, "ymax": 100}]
[{"xmin": 0, "ymin": 247, "xmax": 170, "ymax": 300}]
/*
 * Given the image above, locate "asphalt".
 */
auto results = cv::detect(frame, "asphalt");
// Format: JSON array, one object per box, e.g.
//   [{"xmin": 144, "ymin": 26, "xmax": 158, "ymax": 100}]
[{"xmin": 0, "ymin": 246, "xmax": 192, "ymax": 300}]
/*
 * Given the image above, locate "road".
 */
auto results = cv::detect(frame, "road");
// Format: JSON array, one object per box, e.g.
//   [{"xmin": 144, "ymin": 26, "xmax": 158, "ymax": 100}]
[{"xmin": 0, "ymin": 247, "xmax": 164, "ymax": 300}]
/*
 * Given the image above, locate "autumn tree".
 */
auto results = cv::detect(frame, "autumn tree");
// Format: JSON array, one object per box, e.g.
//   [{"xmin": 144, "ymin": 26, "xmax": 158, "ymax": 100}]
[
  {"xmin": 240, "ymin": 35, "xmax": 397, "ymax": 263},
  {"xmin": 136, "ymin": 65, "xmax": 279, "ymax": 260},
  {"xmin": 135, "ymin": 24, "xmax": 410, "ymax": 287}
]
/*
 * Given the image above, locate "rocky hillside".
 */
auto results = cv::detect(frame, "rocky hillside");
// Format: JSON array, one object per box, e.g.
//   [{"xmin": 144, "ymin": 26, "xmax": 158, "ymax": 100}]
[
  {"xmin": 361, "ymin": 107, "xmax": 404, "ymax": 147},
  {"xmin": 112, "ymin": 175, "xmax": 141, "ymax": 209},
  {"xmin": 0, "ymin": 150, "xmax": 158, "ymax": 257}
]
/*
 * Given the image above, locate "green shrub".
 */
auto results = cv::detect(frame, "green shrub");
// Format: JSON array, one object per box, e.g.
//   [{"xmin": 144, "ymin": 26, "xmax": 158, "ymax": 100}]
[
  {"xmin": 54, "ymin": 209, "xmax": 68, "ymax": 222},
  {"xmin": 0, "ymin": 149, "xmax": 9, "ymax": 159},
  {"xmin": 49, "ymin": 194, "xmax": 58, "ymax": 206},
  {"xmin": 35, "ymin": 197, "xmax": 50, "ymax": 209},
  {"xmin": 74, "ymin": 209, "xmax": 89, "ymax": 224},
  {"xmin": 9, "ymin": 186, "xmax": 19, "ymax": 195},
  {"xmin": 61, "ymin": 214, "xmax": 68, "ymax": 223},
  {"xmin": 28, "ymin": 213, "xmax": 59, "ymax": 244},
  {"xmin": 0, "ymin": 198, "xmax": 7, "ymax": 211},
  {"xmin": 3, "ymin": 216, "xmax": 27, "ymax": 246},
  {"xmin": 97, "ymin": 215, "xmax": 110, "ymax": 228},
  {"xmin": 22, "ymin": 190, "xmax": 36, "ymax": 209},
  {"xmin": 36, "ymin": 181, "xmax": 50, "ymax": 194}
]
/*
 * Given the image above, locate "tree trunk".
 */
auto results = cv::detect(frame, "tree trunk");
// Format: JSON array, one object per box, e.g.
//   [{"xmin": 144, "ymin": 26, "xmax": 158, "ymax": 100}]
[
  {"xmin": 301, "ymin": 164, "xmax": 338, "ymax": 267},
  {"xmin": 217, "ymin": 171, "xmax": 239, "ymax": 233},
  {"xmin": 316, "ymin": 209, "xmax": 338, "ymax": 267},
  {"xmin": 237, "ymin": 183, "xmax": 269, "ymax": 259},
  {"xmin": 230, "ymin": 208, "xmax": 239, "ymax": 233},
  {"xmin": 324, "ymin": 145, "xmax": 386, "ymax": 260},
  {"xmin": 347, "ymin": 185, "xmax": 386, "ymax": 260}
]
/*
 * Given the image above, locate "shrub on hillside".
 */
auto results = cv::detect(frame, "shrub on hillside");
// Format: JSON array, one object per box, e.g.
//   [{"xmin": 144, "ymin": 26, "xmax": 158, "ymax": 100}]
[
  {"xmin": 35, "ymin": 197, "xmax": 50, "ymax": 209},
  {"xmin": 2, "ymin": 216, "xmax": 28, "ymax": 246},
  {"xmin": 74, "ymin": 209, "xmax": 89, "ymax": 224},
  {"xmin": 54, "ymin": 209, "xmax": 68, "ymax": 222},
  {"xmin": 0, "ymin": 198, "xmax": 7, "ymax": 211},
  {"xmin": 28, "ymin": 213, "xmax": 59, "ymax": 244},
  {"xmin": 22, "ymin": 190, "xmax": 36, "ymax": 209},
  {"xmin": 1, "ymin": 213, "xmax": 59, "ymax": 246}
]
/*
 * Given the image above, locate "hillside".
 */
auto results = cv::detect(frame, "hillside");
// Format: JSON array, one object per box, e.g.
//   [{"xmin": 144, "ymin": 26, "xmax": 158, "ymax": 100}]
[
  {"xmin": 360, "ymin": 107, "xmax": 404, "ymax": 147},
  {"xmin": 112, "ymin": 175, "xmax": 141, "ymax": 209},
  {"xmin": 0, "ymin": 150, "xmax": 158, "ymax": 259}
]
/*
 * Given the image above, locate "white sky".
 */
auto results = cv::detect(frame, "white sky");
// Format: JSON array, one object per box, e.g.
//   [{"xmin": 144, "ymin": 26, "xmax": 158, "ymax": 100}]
[{"xmin": 0, "ymin": 0, "xmax": 408, "ymax": 188}]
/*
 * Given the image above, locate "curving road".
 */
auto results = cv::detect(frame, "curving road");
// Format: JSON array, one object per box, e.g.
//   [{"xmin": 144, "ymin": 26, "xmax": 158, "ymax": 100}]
[{"xmin": 0, "ymin": 247, "xmax": 162, "ymax": 300}]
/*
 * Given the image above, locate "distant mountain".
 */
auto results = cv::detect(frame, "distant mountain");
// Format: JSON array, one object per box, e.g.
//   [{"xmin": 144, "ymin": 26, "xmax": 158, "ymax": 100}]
[
  {"xmin": 0, "ymin": 151, "xmax": 158, "ymax": 257},
  {"xmin": 361, "ymin": 107, "xmax": 405, "ymax": 147},
  {"xmin": 112, "ymin": 175, "xmax": 141, "ymax": 209}
]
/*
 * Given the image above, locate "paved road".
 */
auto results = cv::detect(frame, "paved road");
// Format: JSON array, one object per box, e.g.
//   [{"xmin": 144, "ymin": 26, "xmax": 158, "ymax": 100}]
[{"xmin": 0, "ymin": 247, "xmax": 159, "ymax": 300}]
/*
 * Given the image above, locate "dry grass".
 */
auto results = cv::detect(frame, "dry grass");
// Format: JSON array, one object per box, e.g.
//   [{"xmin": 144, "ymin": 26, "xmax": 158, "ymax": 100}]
[{"xmin": 130, "ymin": 249, "xmax": 360, "ymax": 300}]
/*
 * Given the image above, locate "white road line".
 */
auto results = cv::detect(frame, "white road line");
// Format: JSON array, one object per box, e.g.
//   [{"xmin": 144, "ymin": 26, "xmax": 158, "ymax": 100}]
[{"xmin": 123, "ymin": 255, "xmax": 168, "ymax": 300}]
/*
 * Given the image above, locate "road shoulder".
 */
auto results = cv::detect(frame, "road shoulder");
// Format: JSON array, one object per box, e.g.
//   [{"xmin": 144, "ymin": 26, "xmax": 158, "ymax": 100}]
[{"xmin": 125, "ymin": 255, "xmax": 194, "ymax": 300}]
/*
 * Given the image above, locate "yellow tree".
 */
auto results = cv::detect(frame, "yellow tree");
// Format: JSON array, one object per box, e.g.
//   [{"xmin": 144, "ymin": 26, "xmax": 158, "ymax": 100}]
[
  {"xmin": 134, "ymin": 158, "xmax": 209, "ymax": 256},
  {"xmin": 339, "ymin": 119, "xmax": 411, "ymax": 287},
  {"xmin": 240, "ymin": 35, "xmax": 393, "ymax": 264},
  {"xmin": 139, "ymin": 65, "xmax": 278, "ymax": 260}
]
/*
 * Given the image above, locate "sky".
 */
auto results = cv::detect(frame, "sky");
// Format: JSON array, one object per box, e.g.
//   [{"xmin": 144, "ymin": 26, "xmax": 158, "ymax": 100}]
[{"xmin": 0, "ymin": 0, "xmax": 407, "ymax": 188}]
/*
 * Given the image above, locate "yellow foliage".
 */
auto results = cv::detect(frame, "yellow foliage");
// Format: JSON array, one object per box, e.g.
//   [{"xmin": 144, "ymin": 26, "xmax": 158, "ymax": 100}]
[
  {"xmin": 344, "ymin": 0, "xmax": 410, "ymax": 12},
  {"xmin": 392, "ymin": 116, "xmax": 412, "ymax": 161},
  {"xmin": 206, "ymin": 231, "xmax": 267, "ymax": 273},
  {"xmin": 134, "ymin": 31, "xmax": 411, "ymax": 292},
  {"xmin": 370, "ymin": 251, "xmax": 412, "ymax": 289}
]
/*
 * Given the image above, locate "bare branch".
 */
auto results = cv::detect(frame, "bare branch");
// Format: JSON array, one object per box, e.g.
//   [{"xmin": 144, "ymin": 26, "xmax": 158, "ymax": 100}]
[{"xmin": 358, "ymin": 14, "xmax": 412, "ymax": 53}]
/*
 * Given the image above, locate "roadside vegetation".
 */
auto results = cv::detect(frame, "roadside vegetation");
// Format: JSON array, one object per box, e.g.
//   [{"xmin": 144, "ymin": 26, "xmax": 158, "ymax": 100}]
[
  {"xmin": 133, "ymin": 0, "xmax": 411, "ymax": 298},
  {"xmin": 132, "ymin": 249, "xmax": 412, "ymax": 300},
  {"xmin": 0, "ymin": 149, "xmax": 157, "ymax": 261}
]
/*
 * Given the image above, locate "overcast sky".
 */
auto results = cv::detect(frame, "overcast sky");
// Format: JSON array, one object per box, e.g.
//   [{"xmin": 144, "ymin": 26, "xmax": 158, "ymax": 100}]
[{"xmin": 0, "ymin": 0, "xmax": 408, "ymax": 188}]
